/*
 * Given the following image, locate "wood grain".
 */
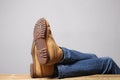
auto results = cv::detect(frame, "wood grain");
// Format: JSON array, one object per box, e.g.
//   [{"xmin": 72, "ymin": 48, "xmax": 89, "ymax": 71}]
[{"xmin": 0, "ymin": 74, "xmax": 120, "ymax": 80}]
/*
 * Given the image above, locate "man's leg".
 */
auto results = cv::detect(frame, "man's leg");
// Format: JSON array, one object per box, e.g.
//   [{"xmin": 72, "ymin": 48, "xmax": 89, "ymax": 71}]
[
  {"xmin": 57, "ymin": 57, "xmax": 120, "ymax": 78},
  {"xmin": 58, "ymin": 47, "xmax": 98, "ymax": 64}
]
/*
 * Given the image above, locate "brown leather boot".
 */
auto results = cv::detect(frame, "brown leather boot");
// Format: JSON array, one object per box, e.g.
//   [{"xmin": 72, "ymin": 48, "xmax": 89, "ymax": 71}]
[
  {"xmin": 46, "ymin": 19, "xmax": 63, "ymax": 65},
  {"xmin": 30, "ymin": 18, "xmax": 63, "ymax": 78},
  {"xmin": 30, "ymin": 41, "xmax": 54, "ymax": 77}
]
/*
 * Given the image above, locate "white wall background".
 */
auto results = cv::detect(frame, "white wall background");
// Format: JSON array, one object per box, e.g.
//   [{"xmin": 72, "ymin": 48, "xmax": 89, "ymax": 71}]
[{"xmin": 0, "ymin": 0, "xmax": 120, "ymax": 74}]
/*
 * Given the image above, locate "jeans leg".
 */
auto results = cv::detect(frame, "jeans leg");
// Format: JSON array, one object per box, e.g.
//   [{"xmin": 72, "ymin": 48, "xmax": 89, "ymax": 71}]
[
  {"xmin": 101, "ymin": 57, "xmax": 120, "ymax": 74},
  {"xmin": 59, "ymin": 47, "xmax": 97, "ymax": 64},
  {"xmin": 57, "ymin": 57, "xmax": 120, "ymax": 78}
]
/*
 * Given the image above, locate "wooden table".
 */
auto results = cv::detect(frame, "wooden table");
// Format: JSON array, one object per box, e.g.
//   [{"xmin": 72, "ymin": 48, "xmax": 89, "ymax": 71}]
[{"xmin": 0, "ymin": 74, "xmax": 120, "ymax": 80}]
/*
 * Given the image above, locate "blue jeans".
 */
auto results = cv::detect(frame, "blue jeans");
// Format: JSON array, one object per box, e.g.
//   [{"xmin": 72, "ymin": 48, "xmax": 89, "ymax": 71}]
[{"xmin": 55, "ymin": 47, "xmax": 120, "ymax": 78}]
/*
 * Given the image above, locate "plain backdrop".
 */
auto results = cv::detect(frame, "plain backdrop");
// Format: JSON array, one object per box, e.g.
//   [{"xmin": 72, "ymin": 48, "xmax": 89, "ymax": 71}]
[{"xmin": 0, "ymin": 0, "xmax": 120, "ymax": 74}]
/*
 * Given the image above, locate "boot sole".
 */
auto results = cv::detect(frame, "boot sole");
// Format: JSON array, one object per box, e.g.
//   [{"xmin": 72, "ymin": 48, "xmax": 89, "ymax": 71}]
[{"xmin": 34, "ymin": 18, "xmax": 49, "ymax": 64}]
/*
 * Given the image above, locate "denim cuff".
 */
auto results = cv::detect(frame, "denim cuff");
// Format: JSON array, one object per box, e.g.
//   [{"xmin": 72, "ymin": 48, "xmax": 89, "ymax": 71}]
[{"xmin": 57, "ymin": 65, "xmax": 64, "ymax": 79}]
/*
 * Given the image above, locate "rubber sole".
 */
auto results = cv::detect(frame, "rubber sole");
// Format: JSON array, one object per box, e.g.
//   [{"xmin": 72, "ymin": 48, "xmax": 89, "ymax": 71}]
[{"xmin": 34, "ymin": 18, "xmax": 49, "ymax": 64}]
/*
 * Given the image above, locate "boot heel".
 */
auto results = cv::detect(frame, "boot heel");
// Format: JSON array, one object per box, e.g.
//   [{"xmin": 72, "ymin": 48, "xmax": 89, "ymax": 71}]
[{"xmin": 30, "ymin": 64, "xmax": 36, "ymax": 78}]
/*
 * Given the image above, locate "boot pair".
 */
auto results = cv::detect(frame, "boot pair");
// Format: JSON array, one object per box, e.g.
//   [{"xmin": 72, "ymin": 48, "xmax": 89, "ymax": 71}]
[{"xmin": 30, "ymin": 18, "xmax": 63, "ymax": 77}]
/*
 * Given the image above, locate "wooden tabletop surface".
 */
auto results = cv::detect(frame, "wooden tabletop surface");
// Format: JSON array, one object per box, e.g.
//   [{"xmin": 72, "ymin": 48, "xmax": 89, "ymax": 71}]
[{"xmin": 0, "ymin": 74, "xmax": 120, "ymax": 80}]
